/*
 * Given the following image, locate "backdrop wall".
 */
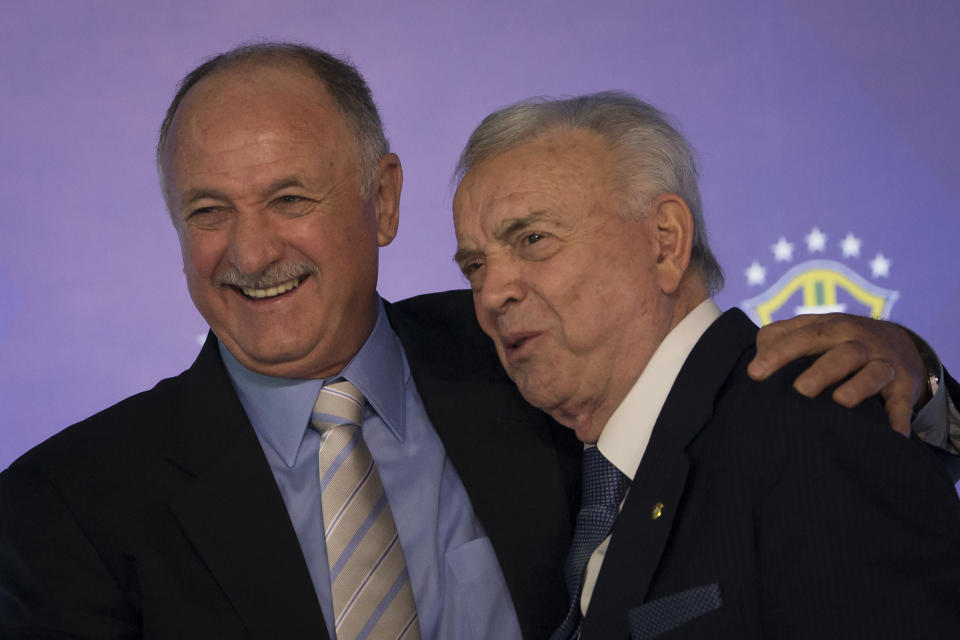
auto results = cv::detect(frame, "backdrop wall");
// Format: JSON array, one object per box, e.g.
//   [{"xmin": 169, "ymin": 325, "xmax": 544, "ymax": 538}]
[{"xmin": 2, "ymin": 0, "xmax": 958, "ymax": 468}]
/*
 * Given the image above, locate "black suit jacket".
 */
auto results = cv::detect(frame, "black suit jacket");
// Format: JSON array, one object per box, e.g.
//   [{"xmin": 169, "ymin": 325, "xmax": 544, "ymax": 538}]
[
  {"xmin": 0, "ymin": 291, "xmax": 581, "ymax": 639},
  {"xmin": 581, "ymin": 309, "xmax": 960, "ymax": 639}
]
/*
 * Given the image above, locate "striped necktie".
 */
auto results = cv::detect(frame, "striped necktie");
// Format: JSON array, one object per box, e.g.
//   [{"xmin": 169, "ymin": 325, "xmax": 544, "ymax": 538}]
[{"xmin": 312, "ymin": 380, "xmax": 420, "ymax": 640}]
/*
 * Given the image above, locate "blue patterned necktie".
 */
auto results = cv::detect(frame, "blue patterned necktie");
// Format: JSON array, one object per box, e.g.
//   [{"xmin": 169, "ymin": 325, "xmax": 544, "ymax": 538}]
[
  {"xmin": 312, "ymin": 380, "xmax": 420, "ymax": 640},
  {"xmin": 551, "ymin": 446, "xmax": 631, "ymax": 640}
]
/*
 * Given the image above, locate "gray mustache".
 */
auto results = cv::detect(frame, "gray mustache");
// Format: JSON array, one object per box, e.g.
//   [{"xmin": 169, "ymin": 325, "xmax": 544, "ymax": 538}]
[{"xmin": 215, "ymin": 263, "xmax": 318, "ymax": 289}]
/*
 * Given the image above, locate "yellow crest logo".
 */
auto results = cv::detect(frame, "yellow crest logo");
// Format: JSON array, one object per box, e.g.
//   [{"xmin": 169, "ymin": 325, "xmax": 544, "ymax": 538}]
[{"xmin": 740, "ymin": 228, "xmax": 899, "ymax": 326}]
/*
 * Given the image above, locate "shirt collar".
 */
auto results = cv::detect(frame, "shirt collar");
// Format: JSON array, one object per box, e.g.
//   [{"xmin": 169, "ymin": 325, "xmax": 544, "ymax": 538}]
[
  {"xmin": 340, "ymin": 301, "xmax": 407, "ymax": 440},
  {"xmin": 596, "ymin": 299, "xmax": 722, "ymax": 480},
  {"xmin": 219, "ymin": 300, "xmax": 407, "ymax": 467}
]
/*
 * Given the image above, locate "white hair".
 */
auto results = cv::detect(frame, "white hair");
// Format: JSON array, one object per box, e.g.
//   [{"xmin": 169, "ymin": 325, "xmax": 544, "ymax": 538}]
[{"xmin": 455, "ymin": 91, "xmax": 724, "ymax": 294}]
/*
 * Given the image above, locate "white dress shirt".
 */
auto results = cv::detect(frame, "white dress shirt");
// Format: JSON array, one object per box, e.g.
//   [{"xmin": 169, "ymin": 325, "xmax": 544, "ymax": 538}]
[{"xmin": 579, "ymin": 299, "xmax": 722, "ymax": 614}]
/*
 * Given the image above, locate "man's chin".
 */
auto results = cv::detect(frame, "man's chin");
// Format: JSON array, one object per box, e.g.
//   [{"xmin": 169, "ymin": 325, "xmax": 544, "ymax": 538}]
[
  {"xmin": 514, "ymin": 376, "xmax": 565, "ymax": 418},
  {"xmin": 514, "ymin": 375, "xmax": 599, "ymax": 441},
  {"xmin": 222, "ymin": 336, "xmax": 317, "ymax": 376}
]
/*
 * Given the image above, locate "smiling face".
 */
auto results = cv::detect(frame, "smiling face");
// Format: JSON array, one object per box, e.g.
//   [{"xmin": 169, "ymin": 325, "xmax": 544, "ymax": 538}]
[
  {"xmin": 161, "ymin": 62, "xmax": 400, "ymax": 378},
  {"xmin": 453, "ymin": 128, "xmax": 684, "ymax": 441}
]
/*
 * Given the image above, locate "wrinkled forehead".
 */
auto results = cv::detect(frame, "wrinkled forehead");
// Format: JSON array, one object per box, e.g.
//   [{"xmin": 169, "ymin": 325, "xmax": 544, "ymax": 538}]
[
  {"xmin": 453, "ymin": 129, "xmax": 619, "ymax": 228},
  {"xmin": 159, "ymin": 66, "xmax": 364, "ymax": 207}
]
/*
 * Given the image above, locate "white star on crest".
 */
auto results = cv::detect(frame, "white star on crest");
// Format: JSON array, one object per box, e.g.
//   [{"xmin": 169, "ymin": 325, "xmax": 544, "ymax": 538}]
[
  {"xmin": 745, "ymin": 260, "xmax": 767, "ymax": 286},
  {"xmin": 840, "ymin": 232, "xmax": 862, "ymax": 258},
  {"xmin": 771, "ymin": 237, "xmax": 794, "ymax": 262},
  {"xmin": 805, "ymin": 227, "xmax": 827, "ymax": 253},
  {"xmin": 870, "ymin": 253, "xmax": 891, "ymax": 278}
]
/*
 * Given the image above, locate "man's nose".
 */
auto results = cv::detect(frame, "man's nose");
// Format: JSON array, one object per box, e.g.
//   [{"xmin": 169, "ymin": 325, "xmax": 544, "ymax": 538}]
[
  {"xmin": 226, "ymin": 210, "xmax": 284, "ymax": 275},
  {"xmin": 476, "ymin": 256, "xmax": 525, "ymax": 314}
]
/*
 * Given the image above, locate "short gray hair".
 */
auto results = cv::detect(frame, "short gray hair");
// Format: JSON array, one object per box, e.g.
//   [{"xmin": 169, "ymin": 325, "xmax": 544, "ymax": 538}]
[
  {"xmin": 455, "ymin": 91, "xmax": 724, "ymax": 294},
  {"xmin": 157, "ymin": 42, "xmax": 388, "ymax": 202}
]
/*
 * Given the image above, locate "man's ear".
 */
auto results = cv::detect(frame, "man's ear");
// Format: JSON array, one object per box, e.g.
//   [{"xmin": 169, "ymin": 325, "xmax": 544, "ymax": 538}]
[
  {"xmin": 651, "ymin": 193, "xmax": 694, "ymax": 295},
  {"xmin": 372, "ymin": 153, "xmax": 402, "ymax": 247}
]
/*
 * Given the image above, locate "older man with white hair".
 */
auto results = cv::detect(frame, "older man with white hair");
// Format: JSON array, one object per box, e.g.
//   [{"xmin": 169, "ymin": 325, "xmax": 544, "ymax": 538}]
[{"xmin": 452, "ymin": 92, "xmax": 960, "ymax": 639}]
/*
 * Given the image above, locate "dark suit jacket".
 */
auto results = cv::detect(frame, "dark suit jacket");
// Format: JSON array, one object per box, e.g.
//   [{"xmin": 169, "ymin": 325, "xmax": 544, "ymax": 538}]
[
  {"xmin": 0, "ymin": 291, "xmax": 581, "ymax": 639},
  {"xmin": 581, "ymin": 309, "xmax": 960, "ymax": 639}
]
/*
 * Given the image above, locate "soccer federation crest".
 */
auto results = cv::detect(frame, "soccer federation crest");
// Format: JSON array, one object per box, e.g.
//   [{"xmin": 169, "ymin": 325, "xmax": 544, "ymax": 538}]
[{"xmin": 741, "ymin": 228, "xmax": 899, "ymax": 326}]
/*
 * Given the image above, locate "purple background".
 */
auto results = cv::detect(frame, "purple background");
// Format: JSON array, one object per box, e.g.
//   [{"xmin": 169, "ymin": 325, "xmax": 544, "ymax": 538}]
[{"xmin": 2, "ymin": 0, "xmax": 958, "ymax": 469}]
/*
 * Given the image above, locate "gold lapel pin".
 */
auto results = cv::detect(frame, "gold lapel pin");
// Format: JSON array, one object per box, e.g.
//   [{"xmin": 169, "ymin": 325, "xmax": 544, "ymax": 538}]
[{"xmin": 651, "ymin": 502, "xmax": 664, "ymax": 520}]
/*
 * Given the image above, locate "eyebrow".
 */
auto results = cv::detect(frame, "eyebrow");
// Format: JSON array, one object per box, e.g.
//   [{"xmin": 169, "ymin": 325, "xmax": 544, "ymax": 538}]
[
  {"xmin": 452, "ymin": 247, "xmax": 480, "ymax": 265},
  {"xmin": 494, "ymin": 211, "xmax": 548, "ymax": 240},
  {"xmin": 263, "ymin": 177, "xmax": 307, "ymax": 196},
  {"xmin": 452, "ymin": 210, "xmax": 549, "ymax": 264},
  {"xmin": 181, "ymin": 188, "xmax": 229, "ymax": 206}
]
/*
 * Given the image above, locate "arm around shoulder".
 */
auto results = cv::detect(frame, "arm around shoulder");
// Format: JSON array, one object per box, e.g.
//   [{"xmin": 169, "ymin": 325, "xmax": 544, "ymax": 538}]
[{"xmin": 752, "ymin": 388, "xmax": 960, "ymax": 638}]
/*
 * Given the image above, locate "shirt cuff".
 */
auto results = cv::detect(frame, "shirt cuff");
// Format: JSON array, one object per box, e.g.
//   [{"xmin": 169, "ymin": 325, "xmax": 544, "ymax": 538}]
[
  {"xmin": 911, "ymin": 362, "xmax": 950, "ymax": 450},
  {"xmin": 947, "ymin": 383, "xmax": 960, "ymax": 455}
]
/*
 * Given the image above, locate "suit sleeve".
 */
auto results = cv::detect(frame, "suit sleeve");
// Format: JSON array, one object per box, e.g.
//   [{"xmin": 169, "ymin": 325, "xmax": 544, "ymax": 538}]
[
  {"xmin": 0, "ymin": 464, "xmax": 138, "ymax": 639},
  {"xmin": 754, "ymin": 388, "xmax": 960, "ymax": 638}
]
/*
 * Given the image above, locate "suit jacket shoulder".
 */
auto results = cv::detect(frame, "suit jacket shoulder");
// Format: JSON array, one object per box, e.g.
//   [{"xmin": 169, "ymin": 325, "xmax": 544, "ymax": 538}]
[
  {"xmin": 584, "ymin": 309, "xmax": 960, "ymax": 639},
  {"xmin": 0, "ymin": 336, "xmax": 326, "ymax": 639}
]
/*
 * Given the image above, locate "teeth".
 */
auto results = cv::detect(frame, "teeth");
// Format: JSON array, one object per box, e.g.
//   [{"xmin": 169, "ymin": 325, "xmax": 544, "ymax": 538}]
[{"xmin": 241, "ymin": 278, "xmax": 300, "ymax": 299}]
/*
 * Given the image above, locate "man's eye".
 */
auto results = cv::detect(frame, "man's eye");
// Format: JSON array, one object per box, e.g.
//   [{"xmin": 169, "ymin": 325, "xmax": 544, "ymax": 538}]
[
  {"xmin": 273, "ymin": 195, "xmax": 313, "ymax": 216},
  {"xmin": 184, "ymin": 206, "xmax": 230, "ymax": 230},
  {"xmin": 517, "ymin": 232, "xmax": 559, "ymax": 260},
  {"xmin": 523, "ymin": 233, "xmax": 544, "ymax": 245},
  {"xmin": 187, "ymin": 206, "xmax": 227, "ymax": 221},
  {"xmin": 461, "ymin": 261, "xmax": 484, "ymax": 277}
]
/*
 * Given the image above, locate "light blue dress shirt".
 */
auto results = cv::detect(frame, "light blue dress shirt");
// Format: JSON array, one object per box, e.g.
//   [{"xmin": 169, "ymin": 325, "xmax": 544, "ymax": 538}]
[{"xmin": 219, "ymin": 302, "xmax": 521, "ymax": 640}]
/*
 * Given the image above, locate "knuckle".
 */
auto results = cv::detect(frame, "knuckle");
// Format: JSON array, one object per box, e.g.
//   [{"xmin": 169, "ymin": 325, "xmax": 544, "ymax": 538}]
[
  {"xmin": 867, "ymin": 361, "xmax": 896, "ymax": 385},
  {"xmin": 755, "ymin": 326, "xmax": 773, "ymax": 344},
  {"xmin": 874, "ymin": 358, "xmax": 897, "ymax": 380},
  {"xmin": 848, "ymin": 340, "xmax": 871, "ymax": 361}
]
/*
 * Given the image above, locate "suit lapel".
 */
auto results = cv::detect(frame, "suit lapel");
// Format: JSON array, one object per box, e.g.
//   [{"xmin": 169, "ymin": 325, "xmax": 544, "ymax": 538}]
[
  {"xmin": 582, "ymin": 309, "xmax": 758, "ymax": 639},
  {"xmin": 165, "ymin": 335, "xmax": 328, "ymax": 640}
]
